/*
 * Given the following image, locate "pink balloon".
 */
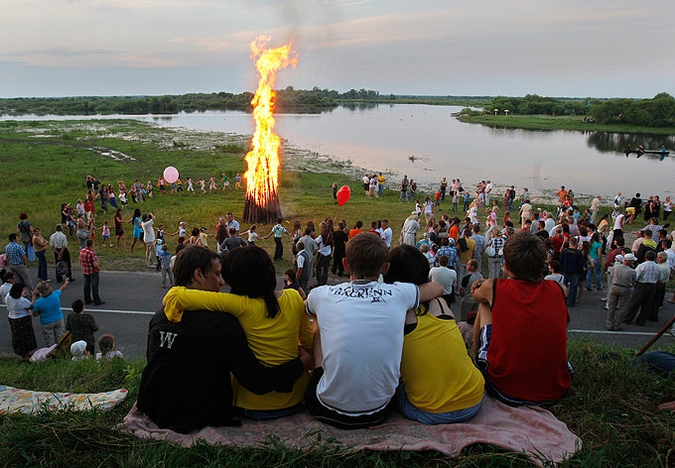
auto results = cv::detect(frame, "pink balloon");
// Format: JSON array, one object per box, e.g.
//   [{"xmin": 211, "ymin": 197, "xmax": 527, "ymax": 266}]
[
  {"xmin": 337, "ymin": 185, "xmax": 351, "ymax": 206},
  {"xmin": 163, "ymin": 166, "xmax": 179, "ymax": 184}
]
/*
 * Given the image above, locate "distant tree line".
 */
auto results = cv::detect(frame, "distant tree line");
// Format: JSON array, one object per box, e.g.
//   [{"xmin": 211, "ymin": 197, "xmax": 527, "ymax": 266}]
[
  {"xmin": 482, "ymin": 93, "xmax": 675, "ymax": 128},
  {"xmin": 0, "ymin": 87, "xmax": 387, "ymax": 116}
]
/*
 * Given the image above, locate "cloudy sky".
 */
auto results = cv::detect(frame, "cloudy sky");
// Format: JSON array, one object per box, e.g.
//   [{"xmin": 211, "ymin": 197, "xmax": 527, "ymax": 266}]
[{"xmin": 1, "ymin": 0, "xmax": 673, "ymax": 98}]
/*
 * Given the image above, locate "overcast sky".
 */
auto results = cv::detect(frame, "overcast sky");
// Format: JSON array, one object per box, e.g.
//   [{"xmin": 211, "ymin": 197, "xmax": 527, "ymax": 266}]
[{"xmin": 1, "ymin": 0, "xmax": 673, "ymax": 98}]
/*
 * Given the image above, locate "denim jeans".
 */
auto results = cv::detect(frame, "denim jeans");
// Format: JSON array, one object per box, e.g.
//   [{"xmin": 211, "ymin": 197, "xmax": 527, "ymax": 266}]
[
  {"xmin": 564, "ymin": 272, "xmax": 580, "ymax": 306},
  {"xmin": 633, "ymin": 352, "xmax": 675, "ymax": 376},
  {"xmin": 83, "ymin": 272, "xmax": 101, "ymax": 304},
  {"xmin": 36, "ymin": 250, "xmax": 48, "ymax": 280},
  {"xmin": 395, "ymin": 384, "xmax": 483, "ymax": 424},
  {"xmin": 586, "ymin": 260, "xmax": 602, "ymax": 289}
]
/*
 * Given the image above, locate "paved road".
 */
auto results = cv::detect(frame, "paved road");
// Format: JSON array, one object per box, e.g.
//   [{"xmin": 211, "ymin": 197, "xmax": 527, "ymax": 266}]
[{"xmin": 1, "ymin": 269, "xmax": 674, "ymax": 360}]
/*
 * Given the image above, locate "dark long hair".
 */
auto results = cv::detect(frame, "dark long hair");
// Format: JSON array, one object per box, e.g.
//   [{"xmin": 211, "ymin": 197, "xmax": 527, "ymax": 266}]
[{"xmin": 222, "ymin": 245, "xmax": 280, "ymax": 319}]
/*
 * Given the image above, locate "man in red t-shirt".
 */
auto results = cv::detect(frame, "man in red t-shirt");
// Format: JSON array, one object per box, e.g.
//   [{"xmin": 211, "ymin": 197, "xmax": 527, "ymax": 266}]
[{"xmin": 472, "ymin": 231, "xmax": 571, "ymax": 405}]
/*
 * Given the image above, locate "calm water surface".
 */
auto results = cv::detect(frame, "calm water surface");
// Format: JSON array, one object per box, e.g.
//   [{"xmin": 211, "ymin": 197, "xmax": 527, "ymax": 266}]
[{"xmin": 4, "ymin": 105, "xmax": 673, "ymax": 198}]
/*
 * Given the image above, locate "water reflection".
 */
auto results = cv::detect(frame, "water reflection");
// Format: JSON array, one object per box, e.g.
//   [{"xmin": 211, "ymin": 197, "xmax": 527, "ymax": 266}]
[
  {"xmin": 586, "ymin": 132, "xmax": 675, "ymax": 155},
  {"xmin": 2, "ymin": 106, "xmax": 672, "ymax": 197}
]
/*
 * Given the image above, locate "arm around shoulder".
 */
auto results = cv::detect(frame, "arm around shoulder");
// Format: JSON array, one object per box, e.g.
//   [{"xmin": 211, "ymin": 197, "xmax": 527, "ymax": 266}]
[{"xmin": 419, "ymin": 281, "xmax": 443, "ymax": 303}]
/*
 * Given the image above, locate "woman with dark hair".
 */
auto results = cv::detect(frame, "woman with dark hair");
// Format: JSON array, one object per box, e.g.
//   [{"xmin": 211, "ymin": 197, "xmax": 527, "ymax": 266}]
[
  {"xmin": 130, "ymin": 208, "xmax": 142, "ymax": 253},
  {"xmin": 383, "ymin": 245, "xmax": 484, "ymax": 424},
  {"xmin": 163, "ymin": 245, "xmax": 312, "ymax": 420},
  {"xmin": 114, "ymin": 208, "xmax": 126, "ymax": 250},
  {"xmin": 585, "ymin": 232, "xmax": 603, "ymax": 291},
  {"xmin": 5, "ymin": 282, "xmax": 38, "ymax": 358},
  {"xmin": 188, "ymin": 227, "xmax": 203, "ymax": 246}
]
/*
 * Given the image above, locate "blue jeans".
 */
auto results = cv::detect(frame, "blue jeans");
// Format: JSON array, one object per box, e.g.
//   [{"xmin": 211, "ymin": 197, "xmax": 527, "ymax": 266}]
[
  {"xmin": 633, "ymin": 352, "xmax": 675, "ymax": 376},
  {"xmin": 586, "ymin": 260, "xmax": 602, "ymax": 289},
  {"xmin": 563, "ymin": 272, "xmax": 579, "ymax": 306},
  {"xmin": 395, "ymin": 384, "xmax": 483, "ymax": 424},
  {"xmin": 83, "ymin": 272, "xmax": 101, "ymax": 304},
  {"xmin": 36, "ymin": 250, "xmax": 48, "ymax": 280},
  {"xmin": 400, "ymin": 190, "xmax": 409, "ymax": 202}
]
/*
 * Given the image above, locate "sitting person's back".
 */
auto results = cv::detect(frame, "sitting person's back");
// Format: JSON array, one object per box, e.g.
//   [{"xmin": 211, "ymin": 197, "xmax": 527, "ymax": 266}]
[
  {"xmin": 162, "ymin": 245, "xmax": 313, "ymax": 419},
  {"xmin": 472, "ymin": 231, "xmax": 572, "ymax": 405},
  {"xmin": 137, "ymin": 246, "xmax": 306, "ymax": 433},
  {"xmin": 383, "ymin": 245, "xmax": 484, "ymax": 424},
  {"xmin": 305, "ymin": 233, "xmax": 443, "ymax": 429}
]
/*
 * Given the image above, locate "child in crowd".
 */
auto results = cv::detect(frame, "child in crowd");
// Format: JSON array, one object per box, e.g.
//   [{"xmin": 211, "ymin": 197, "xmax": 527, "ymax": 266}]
[
  {"xmin": 305, "ymin": 233, "xmax": 443, "ymax": 429},
  {"xmin": 282, "ymin": 268, "xmax": 306, "ymax": 300},
  {"xmin": 155, "ymin": 239, "xmax": 164, "ymax": 270},
  {"xmin": 70, "ymin": 340, "xmax": 91, "ymax": 361},
  {"xmin": 102, "ymin": 220, "xmax": 112, "ymax": 247},
  {"xmin": 159, "ymin": 244, "xmax": 174, "ymax": 288},
  {"xmin": 472, "ymin": 231, "xmax": 572, "ymax": 406},
  {"xmin": 199, "ymin": 227, "xmax": 209, "ymax": 247},
  {"xmin": 242, "ymin": 225, "xmax": 260, "ymax": 244},
  {"xmin": 66, "ymin": 299, "xmax": 99, "ymax": 356},
  {"xmin": 96, "ymin": 334, "xmax": 124, "ymax": 360},
  {"xmin": 186, "ymin": 177, "xmax": 194, "ymax": 193}
]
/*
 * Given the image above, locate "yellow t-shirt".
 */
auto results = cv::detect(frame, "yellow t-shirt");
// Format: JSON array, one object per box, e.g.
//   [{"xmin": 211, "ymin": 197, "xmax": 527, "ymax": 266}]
[
  {"xmin": 163, "ymin": 287, "xmax": 313, "ymax": 410},
  {"xmin": 401, "ymin": 307, "xmax": 484, "ymax": 413}
]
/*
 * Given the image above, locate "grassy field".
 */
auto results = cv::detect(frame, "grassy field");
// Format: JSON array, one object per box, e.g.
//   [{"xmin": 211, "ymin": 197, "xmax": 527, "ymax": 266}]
[
  {"xmin": 0, "ymin": 119, "xmax": 415, "ymax": 273},
  {"xmin": 1, "ymin": 119, "xmax": 675, "ymax": 466},
  {"xmin": 458, "ymin": 114, "xmax": 675, "ymax": 136},
  {"xmin": 1, "ymin": 339, "xmax": 674, "ymax": 467}
]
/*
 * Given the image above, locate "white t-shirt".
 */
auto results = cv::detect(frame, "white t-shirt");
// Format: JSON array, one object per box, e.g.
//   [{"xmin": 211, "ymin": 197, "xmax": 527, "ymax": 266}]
[
  {"xmin": 306, "ymin": 281, "xmax": 419, "ymax": 415},
  {"xmin": 141, "ymin": 219, "xmax": 155, "ymax": 243},
  {"xmin": 428, "ymin": 267, "xmax": 457, "ymax": 295},
  {"xmin": 6, "ymin": 295, "xmax": 32, "ymax": 319},
  {"xmin": 0, "ymin": 282, "xmax": 12, "ymax": 305},
  {"xmin": 613, "ymin": 214, "xmax": 624, "ymax": 231},
  {"xmin": 380, "ymin": 227, "xmax": 393, "ymax": 248}
]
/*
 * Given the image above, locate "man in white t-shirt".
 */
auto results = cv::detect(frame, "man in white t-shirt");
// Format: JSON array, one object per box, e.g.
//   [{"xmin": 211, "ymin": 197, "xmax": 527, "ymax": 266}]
[
  {"xmin": 305, "ymin": 233, "xmax": 442, "ymax": 429},
  {"xmin": 379, "ymin": 219, "xmax": 393, "ymax": 248},
  {"xmin": 429, "ymin": 255, "xmax": 457, "ymax": 305},
  {"xmin": 485, "ymin": 180, "xmax": 493, "ymax": 206},
  {"xmin": 141, "ymin": 213, "xmax": 156, "ymax": 268}
]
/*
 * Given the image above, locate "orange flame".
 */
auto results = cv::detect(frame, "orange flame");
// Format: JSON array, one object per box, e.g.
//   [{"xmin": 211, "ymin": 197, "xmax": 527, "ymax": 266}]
[{"xmin": 244, "ymin": 35, "xmax": 298, "ymax": 209}]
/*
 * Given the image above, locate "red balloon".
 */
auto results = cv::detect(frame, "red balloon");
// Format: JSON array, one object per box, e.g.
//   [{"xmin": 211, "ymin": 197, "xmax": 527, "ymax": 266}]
[{"xmin": 337, "ymin": 185, "xmax": 351, "ymax": 206}]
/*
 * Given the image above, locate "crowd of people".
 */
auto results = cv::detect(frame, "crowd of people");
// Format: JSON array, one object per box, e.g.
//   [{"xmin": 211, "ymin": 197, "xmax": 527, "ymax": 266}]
[{"xmin": 2, "ymin": 169, "xmax": 675, "ymax": 430}]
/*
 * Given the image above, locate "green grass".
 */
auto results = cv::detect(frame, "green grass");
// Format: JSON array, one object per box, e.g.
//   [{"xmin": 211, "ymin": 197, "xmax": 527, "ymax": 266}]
[
  {"xmin": 1, "ymin": 339, "xmax": 674, "ymax": 467},
  {"xmin": 458, "ymin": 114, "xmax": 675, "ymax": 135}
]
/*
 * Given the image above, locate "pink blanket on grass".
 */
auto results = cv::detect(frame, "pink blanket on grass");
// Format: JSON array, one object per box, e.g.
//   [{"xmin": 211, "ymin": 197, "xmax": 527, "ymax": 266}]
[{"xmin": 120, "ymin": 395, "xmax": 581, "ymax": 465}]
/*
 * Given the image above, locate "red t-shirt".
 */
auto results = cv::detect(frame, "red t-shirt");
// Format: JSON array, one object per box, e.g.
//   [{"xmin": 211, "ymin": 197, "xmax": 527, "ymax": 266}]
[{"xmin": 487, "ymin": 279, "xmax": 571, "ymax": 403}]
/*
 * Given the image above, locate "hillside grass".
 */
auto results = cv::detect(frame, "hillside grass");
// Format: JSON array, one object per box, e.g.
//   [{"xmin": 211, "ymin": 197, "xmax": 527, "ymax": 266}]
[{"xmin": 1, "ymin": 339, "xmax": 674, "ymax": 467}]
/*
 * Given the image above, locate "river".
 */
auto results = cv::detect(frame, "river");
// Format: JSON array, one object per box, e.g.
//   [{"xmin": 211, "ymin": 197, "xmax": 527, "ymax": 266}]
[{"xmin": 3, "ymin": 104, "xmax": 673, "ymax": 199}]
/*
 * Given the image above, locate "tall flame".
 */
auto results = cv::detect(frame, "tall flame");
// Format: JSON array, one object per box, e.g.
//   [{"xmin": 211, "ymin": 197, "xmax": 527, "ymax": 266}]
[{"xmin": 243, "ymin": 35, "xmax": 298, "ymax": 224}]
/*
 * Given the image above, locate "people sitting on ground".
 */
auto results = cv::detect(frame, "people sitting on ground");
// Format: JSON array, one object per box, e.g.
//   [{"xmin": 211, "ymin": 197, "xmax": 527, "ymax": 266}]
[
  {"xmin": 162, "ymin": 245, "xmax": 313, "ymax": 420},
  {"xmin": 304, "ymin": 233, "xmax": 443, "ymax": 429},
  {"xmin": 472, "ymin": 231, "xmax": 572, "ymax": 406},
  {"xmin": 137, "ymin": 245, "xmax": 310, "ymax": 432},
  {"xmin": 70, "ymin": 340, "xmax": 92, "ymax": 361},
  {"xmin": 382, "ymin": 245, "xmax": 484, "ymax": 424},
  {"xmin": 96, "ymin": 334, "xmax": 124, "ymax": 360}
]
